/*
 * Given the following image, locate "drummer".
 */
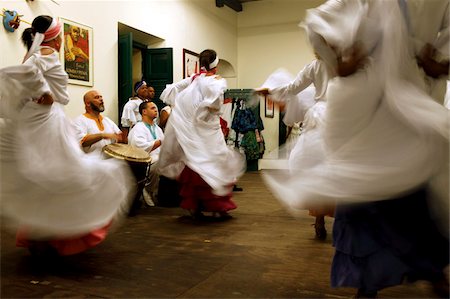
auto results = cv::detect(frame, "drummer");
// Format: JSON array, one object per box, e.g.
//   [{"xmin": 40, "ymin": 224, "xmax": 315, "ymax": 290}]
[
  {"xmin": 73, "ymin": 90, "xmax": 124, "ymax": 154},
  {"xmin": 128, "ymin": 101, "xmax": 164, "ymax": 205}
]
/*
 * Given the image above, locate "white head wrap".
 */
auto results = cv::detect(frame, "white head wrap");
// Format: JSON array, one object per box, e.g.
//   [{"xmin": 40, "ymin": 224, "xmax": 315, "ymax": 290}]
[
  {"xmin": 209, "ymin": 55, "xmax": 219, "ymax": 69},
  {"xmin": 23, "ymin": 18, "xmax": 61, "ymax": 63}
]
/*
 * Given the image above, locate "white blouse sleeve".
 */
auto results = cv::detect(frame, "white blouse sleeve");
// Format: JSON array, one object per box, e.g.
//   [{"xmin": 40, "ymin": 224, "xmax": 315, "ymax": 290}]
[
  {"xmin": 268, "ymin": 62, "xmax": 315, "ymax": 103},
  {"xmin": 198, "ymin": 76, "xmax": 227, "ymax": 111},
  {"xmin": 0, "ymin": 63, "xmax": 52, "ymax": 119},
  {"xmin": 160, "ymin": 77, "xmax": 192, "ymax": 106},
  {"xmin": 25, "ymin": 53, "xmax": 70, "ymax": 105}
]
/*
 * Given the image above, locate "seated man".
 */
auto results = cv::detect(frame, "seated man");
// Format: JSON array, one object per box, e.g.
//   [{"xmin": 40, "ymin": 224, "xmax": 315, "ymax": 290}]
[
  {"xmin": 73, "ymin": 90, "xmax": 123, "ymax": 154},
  {"xmin": 121, "ymin": 80, "xmax": 148, "ymax": 140},
  {"xmin": 146, "ymin": 85, "xmax": 156, "ymax": 102},
  {"xmin": 128, "ymin": 101, "xmax": 164, "ymax": 206}
]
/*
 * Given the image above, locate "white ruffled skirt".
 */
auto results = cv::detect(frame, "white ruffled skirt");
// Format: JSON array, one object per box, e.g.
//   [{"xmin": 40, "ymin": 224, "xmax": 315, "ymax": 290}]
[
  {"xmin": 263, "ymin": 63, "xmax": 448, "ymax": 232},
  {"xmin": 1, "ymin": 102, "xmax": 134, "ymax": 239}
]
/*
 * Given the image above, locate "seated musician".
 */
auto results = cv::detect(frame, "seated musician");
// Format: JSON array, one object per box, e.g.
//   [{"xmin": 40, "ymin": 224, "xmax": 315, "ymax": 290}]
[
  {"xmin": 128, "ymin": 101, "xmax": 164, "ymax": 206},
  {"xmin": 73, "ymin": 90, "xmax": 123, "ymax": 154}
]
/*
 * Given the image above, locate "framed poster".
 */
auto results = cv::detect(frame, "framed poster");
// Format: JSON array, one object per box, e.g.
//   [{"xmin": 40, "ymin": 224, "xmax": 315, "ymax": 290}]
[
  {"xmin": 60, "ymin": 18, "xmax": 93, "ymax": 86},
  {"xmin": 183, "ymin": 48, "xmax": 199, "ymax": 78},
  {"xmin": 265, "ymin": 95, "xmax": 274, "ymax": 118}
]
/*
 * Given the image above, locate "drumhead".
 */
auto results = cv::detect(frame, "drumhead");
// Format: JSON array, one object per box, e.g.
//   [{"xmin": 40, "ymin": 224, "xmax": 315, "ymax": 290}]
[{"xmin": 102, "ymin": 143, "xmax": 151, "ymax": 163}]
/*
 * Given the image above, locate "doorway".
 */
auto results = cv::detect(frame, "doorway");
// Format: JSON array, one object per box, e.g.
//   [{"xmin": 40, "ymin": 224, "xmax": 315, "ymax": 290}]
[{"xmin": 118, "ymin": 23, "xmax": 173, "ymax": 124}]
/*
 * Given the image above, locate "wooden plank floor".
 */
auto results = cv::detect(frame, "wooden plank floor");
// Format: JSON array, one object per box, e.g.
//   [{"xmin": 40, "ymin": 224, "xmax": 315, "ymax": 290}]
[{"xmin": 1, "ymin": 171, "xmax": 440, "ymax": 298}]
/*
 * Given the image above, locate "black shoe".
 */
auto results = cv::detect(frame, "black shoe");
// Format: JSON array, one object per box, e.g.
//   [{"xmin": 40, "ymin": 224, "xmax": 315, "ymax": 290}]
[
  {"xmin": 190, "ymin": 210, "xmax": 205, "ymax": 220},
  {"xmin": 233, "ymin": 185, "xmax": 243, "ymax": 192}
]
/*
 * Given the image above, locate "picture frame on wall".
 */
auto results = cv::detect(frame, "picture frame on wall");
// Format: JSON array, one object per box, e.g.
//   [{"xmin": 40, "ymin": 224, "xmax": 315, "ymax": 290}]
[
  {"xmin": 265, "ymin": 95, "xmax": 274, "ymax": 118},
  {"xmin": 60, "ymin": 18, "xmax": 93, "ymax": 86},
  {"xmin": 183, "ymin": 48, "xmax": 199, "ymax": 78}
]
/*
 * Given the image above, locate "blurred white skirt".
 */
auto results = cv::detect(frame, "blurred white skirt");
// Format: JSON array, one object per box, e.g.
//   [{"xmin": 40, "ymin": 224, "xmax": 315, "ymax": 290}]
[
  {"xmin": 263, "ymin": 62, "xmax": 449, "ymax": 233},
  {"xmin": 1, "ymin": 100, "xmax": 134, "ymax": 239}
]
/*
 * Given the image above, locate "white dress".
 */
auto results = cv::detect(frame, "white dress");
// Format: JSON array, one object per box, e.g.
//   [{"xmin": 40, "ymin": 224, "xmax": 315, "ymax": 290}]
[
  {"xmin": 157, "ymin": 74, "xmax": 246, "ymax": 196},
  {"xmin": 0, "ymin": 50, "xmax": 134, "ymax": 239},
  {"xmin": 263, "ymin": 0, "xmax": 449, "ymax": 231},
  {"xmin": 261, "ymin": 60, "xmax": 331, "ymax": 172}
]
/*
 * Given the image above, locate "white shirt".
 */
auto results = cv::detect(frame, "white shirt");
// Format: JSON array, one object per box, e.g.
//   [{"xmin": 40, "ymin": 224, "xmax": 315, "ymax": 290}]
[
  {"xmin": 128, "ymin": 121, "xmax": 164, "ymax": 163},
  {"xmin": 73, "ymin": 113, "xmax": 121, "ymax": 153},
  {"xmin": 121, "ymin": 97, "xmax": 144, "ymax": 127}
]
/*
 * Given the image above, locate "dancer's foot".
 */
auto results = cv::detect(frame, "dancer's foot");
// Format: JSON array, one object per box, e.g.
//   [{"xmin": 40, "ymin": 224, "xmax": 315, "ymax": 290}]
[
  {"xmin": 29, "ymin": 241, "xmax": 58, "ymax": 258},
  {"xmin": 233, "ymin": 185, "xmax": 243, "ymax": 192},
  {"xmin": 211, "ymin": 211, "xmax": 233, "ymax": 220},
  {"xmin": 219, "ymin": 211, "xmax": 233, "ymax": 220},
  {"xmin": 189, "ymin": 209, "xmax": 205, "ymax": 220},
  {"xmin": 314, "ymin": 216, "xmax": 327, "ymax": 240}
]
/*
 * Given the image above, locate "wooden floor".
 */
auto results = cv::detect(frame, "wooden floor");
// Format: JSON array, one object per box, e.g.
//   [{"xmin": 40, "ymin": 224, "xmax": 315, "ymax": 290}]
[{"xmin": 1, "ymin": 171, "xmax": 440, "ymax": 298}]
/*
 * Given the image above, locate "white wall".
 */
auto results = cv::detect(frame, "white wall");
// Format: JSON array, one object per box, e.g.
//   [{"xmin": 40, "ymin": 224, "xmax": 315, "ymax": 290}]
[
  {"xmin": 1, "ymin": 0, "xmax": 325, "ymax": 163},
  {"xmin": 237, "ymin": 0, "xmax": 324, "ymax": 159},
  {"xmin": 1, "ymin": 0, "xmax": 238, "ymax": 121}
]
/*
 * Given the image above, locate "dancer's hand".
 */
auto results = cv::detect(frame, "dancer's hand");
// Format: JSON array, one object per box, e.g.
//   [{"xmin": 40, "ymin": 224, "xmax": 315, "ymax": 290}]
[
  {"xmin": 336, "ymin": 42, "xmax": 367, "ymax": 77},
  {"xmin": 417, "ymin": 43, "xmax": 449, "ymax": 78},
  {"xmin": 33, "ymin": 93, "xmax": 54, "ymax": 105}
]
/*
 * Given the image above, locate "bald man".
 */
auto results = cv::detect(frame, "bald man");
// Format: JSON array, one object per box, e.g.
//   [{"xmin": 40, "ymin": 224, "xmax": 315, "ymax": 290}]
[{"xmin": 73, "ymin": 90, "xmax": 123, "ymax": 154}]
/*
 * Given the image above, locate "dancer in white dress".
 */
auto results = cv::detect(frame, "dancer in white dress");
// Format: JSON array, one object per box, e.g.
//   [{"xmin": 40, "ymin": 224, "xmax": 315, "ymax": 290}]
[
  {"xmin": 261, "ymin": 1, "xmax": 449, "ymax": 297},
  {"xmin": 0, "ymin": 15, "xmax": 133, "ymax": 256},
  {"xmin": 263, "ymin": 0, "xmax": 448, "ymax": 229},
  {"xmin": 157, "ymin": 49, "xmax": 245, "ymax": 219},
  {"xmin": 259, "ymin": 58, "xmax": 335, "ymax": 239}
]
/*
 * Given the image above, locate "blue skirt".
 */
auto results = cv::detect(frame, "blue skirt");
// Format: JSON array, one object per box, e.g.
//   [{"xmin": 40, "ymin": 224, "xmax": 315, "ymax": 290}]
[{"xmin": 331, "ymin": 188, "xmax": 449, "ymax": 292}]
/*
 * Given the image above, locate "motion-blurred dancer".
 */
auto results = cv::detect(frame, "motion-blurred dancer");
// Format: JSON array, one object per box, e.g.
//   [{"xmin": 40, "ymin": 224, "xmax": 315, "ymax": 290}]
[
  {"xmin": 261, "ymin": 1, "xmax": 449, "ymax": 297},
  {"xmin": 0, "ymin": 15, "xmax": 133, "ymax": 256},
  {"xmin": 157, "ymin": 49, "xmax": 245, "ymax": 219}
]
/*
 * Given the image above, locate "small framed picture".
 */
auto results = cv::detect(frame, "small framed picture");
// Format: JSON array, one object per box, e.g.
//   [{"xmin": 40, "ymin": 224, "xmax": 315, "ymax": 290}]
[
  {"xmin": 60, "ymin": 18, "xmax": 93, "ymax": 86},
  {"xmin": 265, "ymin": 95, "xmax": 274, "ymax": 118},
  {"xmin": 183, "ymin": 48, "xmax": 199, "ymax": 78}
]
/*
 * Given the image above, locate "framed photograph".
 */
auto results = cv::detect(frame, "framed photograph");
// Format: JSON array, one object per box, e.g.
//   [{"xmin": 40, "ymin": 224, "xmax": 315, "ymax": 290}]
[
  {"xmin": 265, "ymin": 95, "xmax": 274, "ymax": 118},
  {"xmin": 60, "ymin": 18, "xmax": 93, "ymax": 86},
  {"xmin": 183, "ymin": 48, "xmax": 199, "ymax": 78}
]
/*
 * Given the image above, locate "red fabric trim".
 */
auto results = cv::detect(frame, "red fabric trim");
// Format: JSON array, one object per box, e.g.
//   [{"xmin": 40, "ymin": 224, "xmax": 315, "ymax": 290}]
[{"xmin": 178, "ymin": 166, "xmax": 236, "ymax": 212}]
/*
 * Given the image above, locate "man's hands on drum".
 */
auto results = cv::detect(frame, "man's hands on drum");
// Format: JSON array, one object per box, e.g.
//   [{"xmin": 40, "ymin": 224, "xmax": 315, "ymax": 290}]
[{"xmin": 103, "ymin": 132, "xmax": 125, "ymax": 143}]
